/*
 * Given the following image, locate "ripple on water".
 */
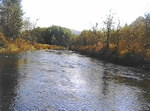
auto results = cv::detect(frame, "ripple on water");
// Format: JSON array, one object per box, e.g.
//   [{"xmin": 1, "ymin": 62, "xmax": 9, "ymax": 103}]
[{"xmin": 0, "ymin": 50, "xmax": 149, "ymax": 111}]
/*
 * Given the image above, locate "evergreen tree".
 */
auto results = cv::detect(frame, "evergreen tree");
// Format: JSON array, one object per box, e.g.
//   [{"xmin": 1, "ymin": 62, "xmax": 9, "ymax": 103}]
[{"xmin": 0, "ymin": 0, "xmax": 23, "ymax": 39}]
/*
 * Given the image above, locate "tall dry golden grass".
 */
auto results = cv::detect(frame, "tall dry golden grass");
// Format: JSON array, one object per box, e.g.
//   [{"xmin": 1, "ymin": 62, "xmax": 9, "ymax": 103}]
[{"xmin": 0, "ymin": 33, "xmax": 66, "ymax": 53}]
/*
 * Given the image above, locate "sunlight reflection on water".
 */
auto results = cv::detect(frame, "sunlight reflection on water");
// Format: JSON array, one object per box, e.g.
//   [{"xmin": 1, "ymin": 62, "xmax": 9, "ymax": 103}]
[{"xmin": 0, "ymin": 50, "xmax": 149, "ymax": 111}]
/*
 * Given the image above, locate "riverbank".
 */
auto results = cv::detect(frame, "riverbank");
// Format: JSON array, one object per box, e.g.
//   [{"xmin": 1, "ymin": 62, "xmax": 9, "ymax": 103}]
[
  {"xmin": 0, "ymin": 34, "xmax": 66, "ymax": 53},
  {"xmin": 69, "ymin": 45, "xmax": 150, "ymax": 70},
  {"xmin": 0, "ymin": 33, "xmax": 149, "ymax": 70}
]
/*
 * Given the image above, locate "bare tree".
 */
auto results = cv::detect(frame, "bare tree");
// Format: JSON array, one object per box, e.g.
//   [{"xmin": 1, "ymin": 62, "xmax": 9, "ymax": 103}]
[
  {"xmin": 144, "ymin": 13, "xmax": 150, "ymax": 39},
  {"xmin": 22, "ymin": 17, "xmax": 33, "ymax": 31},
  {"xmin": 22, "ymin": 17, "xmax": 39, "ymax": 31},
  {"xmin": 116, "ymin": 19, "xmax": 121, "ymax": 50},
  {"xmin": 103, "ymin": 10, "xmax": 115, "ymax": 50}
]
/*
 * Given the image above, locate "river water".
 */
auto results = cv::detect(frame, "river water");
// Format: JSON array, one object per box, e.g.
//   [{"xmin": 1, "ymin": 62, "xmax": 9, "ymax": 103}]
[{"xmin": 0, "ymin": 50, "xmax": 150, "ymax": 111}]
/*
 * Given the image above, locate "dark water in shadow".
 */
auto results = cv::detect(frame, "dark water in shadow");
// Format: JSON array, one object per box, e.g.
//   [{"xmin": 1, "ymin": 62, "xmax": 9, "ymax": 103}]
[{"xmin": 0, "ymin": 50, "xmax": 150, "ymax": 111}]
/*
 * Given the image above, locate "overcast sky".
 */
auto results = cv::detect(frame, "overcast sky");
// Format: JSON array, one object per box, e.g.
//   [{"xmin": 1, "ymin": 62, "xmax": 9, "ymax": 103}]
[{"xmin": 21, "ymin": 0, "xmax": 150, "ymax": 31}]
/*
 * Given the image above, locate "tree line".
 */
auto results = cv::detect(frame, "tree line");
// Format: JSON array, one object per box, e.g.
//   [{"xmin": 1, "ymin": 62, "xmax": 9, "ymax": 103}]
[
  {"xmin": 0, "ymin": 0, "xmax": 74, "ymax": 48},
  {"xmin": 21, "ymin": 25, "xmax": 74, "ymax": 47},
  {"xmin": 70, "ymin": 13, "xmax": 150, "ymax": 69},
  {"xmin": 0, "ymin": 0, "xmax": 150, "ymax": 69}
]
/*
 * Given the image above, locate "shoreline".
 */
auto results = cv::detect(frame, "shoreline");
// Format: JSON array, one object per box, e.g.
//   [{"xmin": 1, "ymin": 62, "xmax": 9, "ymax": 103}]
[
  {"xmin": 69, "ymin": 47, "xmax": 150, "ymax": 71},
  {"xmin": 0, "ymin": 44, "xmax": 149, "ymax": 70}
]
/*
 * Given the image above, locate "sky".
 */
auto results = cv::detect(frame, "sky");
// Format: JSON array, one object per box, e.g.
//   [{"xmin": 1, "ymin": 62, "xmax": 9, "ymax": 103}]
[{"xmin": 21, "ymin": 0, "xmax": 150, "ymax": 31}]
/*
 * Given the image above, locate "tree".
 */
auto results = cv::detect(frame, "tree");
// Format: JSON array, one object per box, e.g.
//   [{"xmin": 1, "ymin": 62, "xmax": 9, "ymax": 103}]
[
  {"xmin": 115, "ymin": 19, "xmax": 121, "ymax": 50},
  {"xmin": 144, "ymin": 13, "xmax": 150, "ymax": 38},
  {"xmin": 22, "ymin": 17, "xmax": 34, "ymax": 31},
  {"xmin": 0, "ymin": 0, "xmax": 23, "ymax": 39},
  {"xmin": 144, "ymin": 13, "xmax": 150, "ymax": 48},
  {"xmin": 103, "ymin": 10, "xmax": 114, "ymax": 50},
  {"xmin": 39, "ymin": 25, "xmax": 73, "ymax": 47}
]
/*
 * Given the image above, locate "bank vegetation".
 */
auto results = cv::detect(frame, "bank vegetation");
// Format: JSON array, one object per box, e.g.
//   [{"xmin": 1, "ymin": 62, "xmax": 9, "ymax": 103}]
[
  {"xmin": 70, "ymin": 13, "xmax": 150, "ymax": 70},
  {"xmin": 0, "ymin": 0, "xmax": 150, "ymax": 69}
]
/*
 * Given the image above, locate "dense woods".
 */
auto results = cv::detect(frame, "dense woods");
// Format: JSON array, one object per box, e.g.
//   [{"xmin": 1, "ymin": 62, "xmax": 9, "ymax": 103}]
[{"xmin": 0, "ymin": 0, "xmax": 150, "ymax": 69}]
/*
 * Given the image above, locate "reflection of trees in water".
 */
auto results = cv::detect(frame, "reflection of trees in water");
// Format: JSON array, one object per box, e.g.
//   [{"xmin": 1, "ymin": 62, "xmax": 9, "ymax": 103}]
[
  {"xmin": 0, "ymin": 54, "xmax": 19, "ymax": 110},
  {"xmin": 102, "ymin": 70, "xmax": 109, "ymax": 96},
  {"xmin": 100, "ymin": 67, "xmax": 113, "ymax": 111},
  {"xmin": 101, "ymin": 62, "xmax": 110, "ymax": 97}
]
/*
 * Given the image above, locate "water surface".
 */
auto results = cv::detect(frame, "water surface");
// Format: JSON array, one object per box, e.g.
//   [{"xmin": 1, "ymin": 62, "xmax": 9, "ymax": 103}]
[{"xmin": 0, "ymin": 50, "xmax": 150, "ymax": 111}]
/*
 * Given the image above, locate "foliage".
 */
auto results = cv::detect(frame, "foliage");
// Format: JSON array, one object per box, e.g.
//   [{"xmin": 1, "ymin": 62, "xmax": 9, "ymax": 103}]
[
  {"xmin": 0, "ymin": 2, "xmax": 149, "ymax": 69},
  {"xmin": 44, "ymin": 25, "xmax": 73, "ymax": 47},
  {"xmin": 0, "ymin": 33, "xmax": 36, "ymax": 53},
  {"xmin": 34, "ymin": 43, "xmax": 65, "ymax": 50},
  {"xmin": 103, "ymin": 10, "xmax": 115, "ymax": 50},
  {"xmin": 22, "ymin": 17, "xmax": 34, "ymax": 31},
  {"xmin": 71, "ymin": 30, "xmax": 101, "ymax": 47},
  {"xmin": 0, "ymin": 0, "xmax": 23, "ymax": 39},
  {"xmin": 21, "ymin": 25, "xmax": 74, "ymax": 47},
  {"xmin": 0, "ymin": 32, "xmax": 66, "ymax": 53},
  {"xmin": 70, "ymin": 14, "xmax": 150, "ymax": 68}
]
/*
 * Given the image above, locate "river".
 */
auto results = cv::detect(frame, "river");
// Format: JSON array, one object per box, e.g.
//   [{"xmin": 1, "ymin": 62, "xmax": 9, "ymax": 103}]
[{"xmin": 0, "ymin": 50, "xmax": 149, "ymax": 111}]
